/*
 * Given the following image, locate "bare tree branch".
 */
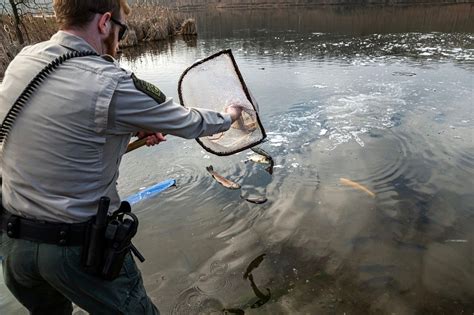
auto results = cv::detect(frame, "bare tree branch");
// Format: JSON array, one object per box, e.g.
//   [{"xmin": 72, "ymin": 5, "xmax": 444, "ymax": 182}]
[{"xmin": 2, "ymin": 0, "xmax": 53, "ymax": 44}]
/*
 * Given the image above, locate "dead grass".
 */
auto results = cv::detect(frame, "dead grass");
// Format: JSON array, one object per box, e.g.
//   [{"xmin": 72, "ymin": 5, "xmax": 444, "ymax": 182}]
[
  {"xmin": 122, "ymin": 4, "xmax": 189, "ymax": 47},
  {"xmin": 0, "ymin": 4, "xmax": 194, "ymax": 77}
]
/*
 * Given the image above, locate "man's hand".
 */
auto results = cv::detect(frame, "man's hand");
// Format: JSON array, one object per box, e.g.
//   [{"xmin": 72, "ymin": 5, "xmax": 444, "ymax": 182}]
[
  {"xmin": 136, "ymin": 132, "xmax": 167, "ymax": 146},
  {"xmin": 225, "ymin": 104, "xmax": 243, "ymax": 123}
]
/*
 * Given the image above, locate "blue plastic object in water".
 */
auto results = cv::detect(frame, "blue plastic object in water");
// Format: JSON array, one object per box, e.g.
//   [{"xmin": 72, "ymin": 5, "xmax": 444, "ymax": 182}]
[{"xmin": 125, "ymin": 179, "xmax": 176, "ymax": 205}]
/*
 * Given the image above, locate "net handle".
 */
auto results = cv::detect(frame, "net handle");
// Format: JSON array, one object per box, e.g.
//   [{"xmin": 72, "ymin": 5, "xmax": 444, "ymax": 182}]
[
  {"xmin": 125, "ymin": 133, "xmax": 168, "ymax": 154},
  {"xmin": 126, "ymin": 138, "xmax": 147, "ymax": 153}
]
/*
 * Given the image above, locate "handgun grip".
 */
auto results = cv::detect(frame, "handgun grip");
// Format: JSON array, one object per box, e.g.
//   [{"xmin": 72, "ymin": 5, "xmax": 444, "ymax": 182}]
[
  {"xmin": 131, "ymin": 243, "xmax": 146, "ymax": 263},
  {"xmin": 96, "ymin": 196, "xmax": 110, "ymax": 226}
]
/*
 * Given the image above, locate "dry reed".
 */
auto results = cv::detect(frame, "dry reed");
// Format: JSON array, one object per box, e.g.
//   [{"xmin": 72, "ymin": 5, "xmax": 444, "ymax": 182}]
[
  {"xmin": 122, "ymin": 3, "xmax": 191, "ymax": 47},
  {"xmin": 0, "ymin": 3, "xmax": 195, "ymax": 77}
]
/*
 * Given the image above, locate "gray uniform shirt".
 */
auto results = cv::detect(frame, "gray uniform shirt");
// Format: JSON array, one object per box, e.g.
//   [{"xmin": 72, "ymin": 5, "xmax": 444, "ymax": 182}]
[{"xmin": 0, "ymin": 31, "xmax": 232, "ymax": 223}]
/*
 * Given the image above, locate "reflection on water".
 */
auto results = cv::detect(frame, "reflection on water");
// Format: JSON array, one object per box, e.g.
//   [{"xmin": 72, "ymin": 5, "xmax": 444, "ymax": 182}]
[
  {"xmin": 1, "ymin": 4, "xmax": 474, "ymax": 315},
  {"xmin": 192, "ymin": 4, "xmax": 474, "ymax": 36}
]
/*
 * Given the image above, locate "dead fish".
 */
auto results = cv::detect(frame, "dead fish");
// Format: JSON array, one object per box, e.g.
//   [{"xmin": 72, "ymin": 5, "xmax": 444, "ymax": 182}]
[
  {"xmin": 244, "ymin": 254, "xmax": 266, "ymax": 279},
  {"xmin": 250, "ymin": 147, "xmax": 274, "ymax": 174},
  {"xmin": 246, "ymin": 154, "xmax": 270, "ymax": 165},
  {"xmin": 251, "ymin": 147, "xmax": 271, "ymax": 159},
  {"xmin": 241, "ymin": 195, "xmax": 268, "ymax": 204},
  {"xmin": 340, "ymin": 178, "xmax": 375, "ymax": 198},
  {"xmin": 206, "ymin": 166, "xmax": 241, "ymax": 190}
]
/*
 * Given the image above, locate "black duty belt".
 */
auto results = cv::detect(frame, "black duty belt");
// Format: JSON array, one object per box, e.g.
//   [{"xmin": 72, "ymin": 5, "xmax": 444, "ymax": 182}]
[{"xmin": 0, "ymin": 210, "xmax": 88, "ymax": 246}]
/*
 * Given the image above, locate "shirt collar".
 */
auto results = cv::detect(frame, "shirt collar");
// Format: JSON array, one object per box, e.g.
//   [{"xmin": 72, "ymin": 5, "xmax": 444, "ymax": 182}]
[{"xmin": 50, "ymin": 31, "xmax": 98, "ymax": 53}]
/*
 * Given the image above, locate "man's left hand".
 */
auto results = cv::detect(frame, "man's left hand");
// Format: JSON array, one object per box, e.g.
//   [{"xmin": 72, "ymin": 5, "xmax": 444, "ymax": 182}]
[{"xmin": 136, "ymin": 132, "xmax": 167, "ymax": 146}]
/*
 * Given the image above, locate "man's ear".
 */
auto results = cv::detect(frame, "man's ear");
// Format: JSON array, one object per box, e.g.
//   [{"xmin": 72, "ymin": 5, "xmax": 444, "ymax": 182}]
[{"xmin": 98, "ymin": 12, "xmax": 112, "ymax": 36}]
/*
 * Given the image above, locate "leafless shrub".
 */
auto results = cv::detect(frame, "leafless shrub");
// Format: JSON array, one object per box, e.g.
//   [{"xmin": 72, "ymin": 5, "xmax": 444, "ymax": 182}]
[
  {"xmin": 180, "ymin": 18, "xmax": 197, "ymax": 35},
  {"xmin": 1, "ymin": 1, "xmax": 195, "ymax": 76}
]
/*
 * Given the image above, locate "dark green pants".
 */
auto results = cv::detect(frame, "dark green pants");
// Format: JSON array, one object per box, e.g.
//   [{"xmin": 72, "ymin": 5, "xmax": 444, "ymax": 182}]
[{"xmin": 0, "ymin": 232, "xmax": 159, "ymax": 315}]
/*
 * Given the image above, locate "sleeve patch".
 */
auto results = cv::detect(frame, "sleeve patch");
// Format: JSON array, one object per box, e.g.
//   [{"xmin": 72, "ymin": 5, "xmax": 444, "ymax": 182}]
[{"xmin": 132, "ymin": 73, "xmax": 167, "ymax": 104}]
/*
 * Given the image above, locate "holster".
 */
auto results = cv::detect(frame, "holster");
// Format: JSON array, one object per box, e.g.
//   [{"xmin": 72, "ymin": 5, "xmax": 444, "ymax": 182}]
[{"xmin": 81, "ymin": 197, "xmax": 145, "ymax": 281}]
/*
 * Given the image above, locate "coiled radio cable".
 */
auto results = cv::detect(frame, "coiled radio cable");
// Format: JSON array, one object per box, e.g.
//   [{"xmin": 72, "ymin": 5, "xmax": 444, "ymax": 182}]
[{"xmin": 0, "ymin": 50, "xmax": 98, "ymax": 145}]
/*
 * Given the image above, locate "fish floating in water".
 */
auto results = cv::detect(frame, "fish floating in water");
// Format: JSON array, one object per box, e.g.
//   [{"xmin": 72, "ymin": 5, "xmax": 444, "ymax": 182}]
[
  {"xmin": 206, "ymin": 165, "xmax": 241, "ymax": 190},
  {"xmin": 241, "ymin": 195, "xmax": 268, "ymax": 205},
  {"xmin": 340, "ymin": 178, "xmax": 376, "ymax": 198},
  {"xmin": 249, "ymin": 147, "xmax": 274, "ymax": 174},
  {"xmin": 247, "ymin": 154, "xmax": 270, "ymax": 164},
  {"xmin": 250, "ymin": 147, "xmax": 272, "ymax": 160}
]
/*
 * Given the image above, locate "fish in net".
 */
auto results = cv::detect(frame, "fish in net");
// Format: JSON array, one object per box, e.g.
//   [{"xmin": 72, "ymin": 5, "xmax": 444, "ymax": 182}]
[{"xmin": 178, "ymin": 49, "xmax": 266, "ymax": 156}]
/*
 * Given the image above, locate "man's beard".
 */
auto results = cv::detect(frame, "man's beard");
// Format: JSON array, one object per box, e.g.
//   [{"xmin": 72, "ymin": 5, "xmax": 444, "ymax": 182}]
[{"xmin": 103, "ymin": 28, "xmax": 117, "ymax": 58}]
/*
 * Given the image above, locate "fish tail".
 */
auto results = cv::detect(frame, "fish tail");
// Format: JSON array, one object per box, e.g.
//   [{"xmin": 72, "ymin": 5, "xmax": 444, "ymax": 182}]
[
  {"xmin": 265, "ymin": 164, "xmax": 274, "ymax": 175},
  {"xmin": 206, "ymin": 165, "xmax": 214, "ymax": 172}
]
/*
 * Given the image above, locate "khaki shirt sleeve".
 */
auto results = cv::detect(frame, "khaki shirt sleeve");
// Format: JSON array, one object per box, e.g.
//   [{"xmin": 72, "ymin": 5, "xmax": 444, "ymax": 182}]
[{"xmin": 107, "ymin": 75, "xmax": 232, "ymax": 138}]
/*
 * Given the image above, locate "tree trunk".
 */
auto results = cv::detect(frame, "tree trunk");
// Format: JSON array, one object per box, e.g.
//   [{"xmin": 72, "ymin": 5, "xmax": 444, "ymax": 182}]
[{"xmin": 9, "ymin": 0, "xmax": 24, "ymax": 44}]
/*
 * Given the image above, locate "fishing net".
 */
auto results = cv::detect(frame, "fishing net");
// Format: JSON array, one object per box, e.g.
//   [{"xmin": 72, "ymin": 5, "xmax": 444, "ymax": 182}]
[{"xmin": 178, "ymin": 50, "xmax": 266, "ymax": 156}]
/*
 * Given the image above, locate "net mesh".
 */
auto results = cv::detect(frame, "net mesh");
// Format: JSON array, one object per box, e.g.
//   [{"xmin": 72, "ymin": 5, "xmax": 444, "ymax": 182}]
[{"xmin": 178, "ymin": 50, "xmax": 266, "ymax": 156}]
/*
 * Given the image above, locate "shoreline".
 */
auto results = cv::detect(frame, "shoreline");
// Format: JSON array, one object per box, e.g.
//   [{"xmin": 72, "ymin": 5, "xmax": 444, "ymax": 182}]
[
  {"xmin": 0, "ymin": 5, "xmax": 195, "ymax": 78},
  {"xmin": 2, "ymin": 2, "xmax": 472, "ymax": 77},
  {"xmin": 163, "ymin": 1, "xmax": 474, "ymax": 10}
]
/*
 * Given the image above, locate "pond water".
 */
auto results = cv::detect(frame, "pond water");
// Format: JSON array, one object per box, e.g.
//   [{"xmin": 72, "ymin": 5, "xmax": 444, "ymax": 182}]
[{"xmin": 1, "ymin": 4, "xmax": 473, "ymax": 315}]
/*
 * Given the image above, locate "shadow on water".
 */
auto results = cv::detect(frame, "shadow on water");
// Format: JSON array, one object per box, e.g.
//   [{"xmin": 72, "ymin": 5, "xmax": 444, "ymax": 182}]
[{"xmin": 223, "ymin": 254, "xmax": 272, "ymax": 314}]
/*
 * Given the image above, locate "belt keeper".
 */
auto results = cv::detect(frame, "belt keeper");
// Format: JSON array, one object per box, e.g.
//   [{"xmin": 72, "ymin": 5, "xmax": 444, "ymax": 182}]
[
  {"xmin": 58, "ymin": 224, "xmax": 71, "ymax": 246},
  {"xmin": 6, "ymin": 216, "xmax": 20, "ymax": 238}
]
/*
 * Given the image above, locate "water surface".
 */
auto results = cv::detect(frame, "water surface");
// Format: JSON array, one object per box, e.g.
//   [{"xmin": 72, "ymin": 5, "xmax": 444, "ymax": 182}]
[{"xmin": 1, "ymin": 4, "xmax": 473, "ymax": 314}]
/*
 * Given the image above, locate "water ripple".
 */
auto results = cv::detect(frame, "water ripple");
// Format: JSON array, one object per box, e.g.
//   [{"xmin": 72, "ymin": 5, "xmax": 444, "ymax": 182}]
[{"xmin": 171, "ymin": 287, "xmax": 224, "ymax": 315}]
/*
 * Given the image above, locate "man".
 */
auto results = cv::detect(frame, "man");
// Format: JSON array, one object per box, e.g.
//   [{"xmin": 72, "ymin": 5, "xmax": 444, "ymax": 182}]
[{"xmin": 0, "ymin": 0, "xmax": 242, "ymax": 314}]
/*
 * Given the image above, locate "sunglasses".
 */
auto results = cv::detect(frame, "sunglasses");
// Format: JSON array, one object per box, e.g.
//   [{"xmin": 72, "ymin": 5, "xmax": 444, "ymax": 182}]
[
  {"xmin": 110, "ymin": 17, "xmax": 128, "ymax": 41},
  {"xmin": 90, "ymin": 10, "xmax": 128, "ymax": 41}
]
